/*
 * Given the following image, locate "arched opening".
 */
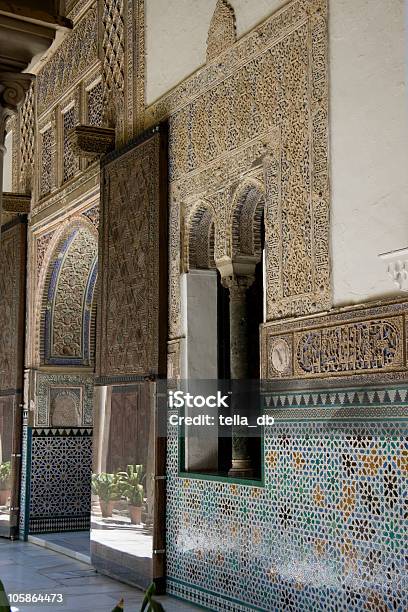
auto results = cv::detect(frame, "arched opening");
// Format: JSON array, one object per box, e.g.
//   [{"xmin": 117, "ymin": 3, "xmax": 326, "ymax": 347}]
[
  {"xmin": 226, "ymin": 180, "xmax": 265, "ymax": 479},
  {"xmin": 187, "ymin": 205, "xmax": 216, "ymax": 271},
  {"xmin": 25, "ymin": 215, "xmax": 98, "ymax": 545},
  {"xmin": 181, "ymin": 182, "xmax": 266, "ymax": 481},
  {"xmin": 230, "ymin": 180, "xmax": 265, "ymax": 380},
  {"xmin": 183, "ymin": 201, "xmax": 230, "ymax": 383},
  {"xmin": 181, "ymin": 202, "xmax": 231, "ymax": 474}
]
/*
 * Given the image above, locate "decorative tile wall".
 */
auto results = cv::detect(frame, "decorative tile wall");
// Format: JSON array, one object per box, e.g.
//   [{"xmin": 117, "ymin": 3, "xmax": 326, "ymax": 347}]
[
  {"xmin": 22, "ymin": 428, "xmax": 92, "ymax": 536},
  {"xmin": 166, "ymin": 387, "xmax": 408, "ymax": 611},
  {"xmin": 19, "ymin": 416, "xmax": 28, "ymax": 537}
]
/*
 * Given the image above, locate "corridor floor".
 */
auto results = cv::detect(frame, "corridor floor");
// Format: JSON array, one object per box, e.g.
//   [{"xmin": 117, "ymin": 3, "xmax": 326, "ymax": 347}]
[{"xmin": 0, "ymin": 539, "xmax": 200, "ymax": 612}]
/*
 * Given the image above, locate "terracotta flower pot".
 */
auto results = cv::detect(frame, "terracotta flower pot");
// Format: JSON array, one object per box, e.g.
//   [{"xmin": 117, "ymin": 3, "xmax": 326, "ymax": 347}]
[
  {"xmin": 99, "ymin": 499, "xmax": 114, "ymax": 518},
  {"xmin": 129, "ymin": 505, "xmax": 142, "ymax": 525},
  {"xmin": 0, "ymin": 489, "xmax": 10, "ymax": 506}
]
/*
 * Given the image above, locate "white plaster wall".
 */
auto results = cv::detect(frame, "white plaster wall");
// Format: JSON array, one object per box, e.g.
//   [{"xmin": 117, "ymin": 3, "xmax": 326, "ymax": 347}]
[
  {"xmin": 145, "ymin": 0, "xmax": 287, "ymax": 105},
  {"xmin": 2, "ymin": 131, "xmax": 13, "ymax": 192},
  {"xmin": 330, "ymin": 0, "xmax": 408, "ymax": 305}
]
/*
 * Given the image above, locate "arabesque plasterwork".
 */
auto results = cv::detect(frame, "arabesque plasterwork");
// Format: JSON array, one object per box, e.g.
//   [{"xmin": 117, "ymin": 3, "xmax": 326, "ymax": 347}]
[
  {"xmin": 48, "ymin": 226, "xmax": 97, "ymax": 363},
  {"xmin": 35, "ymin": 371, "xmax": 94, "ymax": 426},
  {"xmin": 206, "ymin": 0, "xmax": 236, "ymax": 62},
  {"xmin": 28, "ymin": 215, "xmax": 98, "ymax": 369},
  {"xmin": 261, "ymin": 299, "xmax": 408, "ymax": 385},
  {"xmin": 36, "ymin": 5, "xmax": 98, "ymax": 116},
  {"xmin": 19, "ymin": 82, "xmax": 35, "ymax": 193},
  {"xmin": 143, "ymin": 0, "xmax": 330, "ymax": 339}
]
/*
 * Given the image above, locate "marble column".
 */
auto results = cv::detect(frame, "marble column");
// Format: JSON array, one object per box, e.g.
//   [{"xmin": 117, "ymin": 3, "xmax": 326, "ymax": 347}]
[{"xmin": 223, "ymin": 274, "xmax": 255, "ymax": 478}]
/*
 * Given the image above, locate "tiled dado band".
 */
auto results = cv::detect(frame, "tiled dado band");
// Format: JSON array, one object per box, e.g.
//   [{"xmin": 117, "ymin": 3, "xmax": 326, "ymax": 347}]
[
  {"xmin": 263, "ymin": 384, "xmax": 408, "ymax": 421},
  {"xmin": 261, "ymin": 299, "xmax": 408, "ymax": 387},
  {"xmin": 167, "ymin": 419, "xmax": 408, "ymax": 612},
  {"xmin": 21, "ymin": 427, "xmax": 92, "ymax": 538}
]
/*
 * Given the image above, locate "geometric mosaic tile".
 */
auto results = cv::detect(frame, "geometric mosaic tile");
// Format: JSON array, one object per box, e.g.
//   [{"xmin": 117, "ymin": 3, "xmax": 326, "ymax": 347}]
[
  {"xmin": 262, "ymin": 384, "xmax": 408, "ymax": 421},
  {"xmin": 166, "ymin": 402, "xmax": 408, "ymax": 611},
  {"xmin": 24, "ymin": 427, "xmax": 92, "ymax": 535}
]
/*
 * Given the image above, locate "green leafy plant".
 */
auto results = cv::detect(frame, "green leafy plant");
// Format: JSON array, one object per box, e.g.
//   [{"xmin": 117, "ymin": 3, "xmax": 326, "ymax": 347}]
[
  {"xmin": 91, "ymin": 472, "xmax": 122, "ymax": 502},
  {"xmin": 0, "ymin": 462, "xmax": 11, "ymax": 488},
  {"xmin": 110, "ymin": 583, "xmax": 165, "ymax": 611},
  {"xmin": 140, "ymin": 583, "xmax": 165, "ymax": 611},
  {"xmin": 0, "ymin": 578, "xmax": 11, "ymax": 612},
  {"xmin": 118, "ymin": 465, "xmax": 144, "ymax": 507}
]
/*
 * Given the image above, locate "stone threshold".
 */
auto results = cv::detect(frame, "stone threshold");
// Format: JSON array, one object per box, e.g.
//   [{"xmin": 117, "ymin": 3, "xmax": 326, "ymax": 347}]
[{"xmin": 27, "ymin": 534, "xmax": 91, "ymax": 565}]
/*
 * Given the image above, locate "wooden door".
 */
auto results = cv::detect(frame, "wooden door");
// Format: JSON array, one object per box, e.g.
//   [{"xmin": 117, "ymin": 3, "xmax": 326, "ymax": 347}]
[{"xmin": 95, "ymin": 125, "xmax": 168, "ymax": 590}]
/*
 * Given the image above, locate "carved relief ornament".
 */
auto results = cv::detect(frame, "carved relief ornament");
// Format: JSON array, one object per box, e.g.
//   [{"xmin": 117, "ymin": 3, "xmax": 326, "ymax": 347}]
[
  {"xmin": 261, "ymin": 300, "xmax": 408, "ymax": 385},
  {"xmin": 144, "ymin": 0, "xmax": 331, "ymax": 340},
  {"xmin": 206, "ymin": 0, "xmax": 236, "ymax": 62}
]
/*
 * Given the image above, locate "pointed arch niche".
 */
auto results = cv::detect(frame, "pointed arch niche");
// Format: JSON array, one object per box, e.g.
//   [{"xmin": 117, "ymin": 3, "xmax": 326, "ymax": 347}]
[{"xmin": 36, "ymin": 217, "xmax": 98, "ymax": 368}]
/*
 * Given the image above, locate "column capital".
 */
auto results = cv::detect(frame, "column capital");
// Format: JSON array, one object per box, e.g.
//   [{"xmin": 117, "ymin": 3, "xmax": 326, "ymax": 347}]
[
  {"xmin": 222, "ymin": 273, "xmax": 255, "ymax": 297},
  {"xmin": 216, "ymin": 254, "xmax": 259, "ymax": 293}
]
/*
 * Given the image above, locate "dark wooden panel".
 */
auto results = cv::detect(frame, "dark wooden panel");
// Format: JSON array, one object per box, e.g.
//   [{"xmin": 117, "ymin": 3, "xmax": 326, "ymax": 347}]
[
  {"xmin": 0, "ymin": 218, "xmax": 27, "ymax": 538},
  {"xmin": 0, "ymin": 219, "xmax": 26, "ymax": 393},
  {"xmin": 97, "ymin": 126, "xmax": 168, "ymax": 380},
  {"xmin": 107, "ymin": 384, "xmax": 150, "ymax": 473}
]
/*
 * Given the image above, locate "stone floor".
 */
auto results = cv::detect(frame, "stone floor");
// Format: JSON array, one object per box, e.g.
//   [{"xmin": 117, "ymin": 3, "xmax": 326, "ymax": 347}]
[{"xmin": 0, "ymin": 539, "xmax": 201, "ymax": 612}]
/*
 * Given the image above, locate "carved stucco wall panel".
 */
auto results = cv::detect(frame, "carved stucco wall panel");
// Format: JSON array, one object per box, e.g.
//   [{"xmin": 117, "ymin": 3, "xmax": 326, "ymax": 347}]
[
  {"xmin": 62, "ymin": 103, "xmax": 80, "ymax": 183},
  {"xmin": 67, "ymin": 0, "xmax": 95, "ymax": 23},
  {"xmin": 19, "ymin": 82, "xmax": 35, "ymax": 193},
  {"xmin": 36, "ymin": 231, "xmax": 56, "ymax": 281},
  {"xmin": 101, "ymin": 0, "xmax": 125, "ymax": 142},
  {"xmin": 27, "ymin": 0, "xmax": 141, "ymax": 219},
  {"xmin": 261, "ymin": 300, "xmax": 408, "ymax": 385},
  {"xmin": 206, "ymin": 0, "xmax": 236, "ymax": 62},
  {"xmin": 49, "ymin": 387, "xmax": 82, "ymax": 426},
  {"xmin": 35, "ymin": 372, "xmax": 93, "ymax": 427},
  {"xmin": 40, "ymin": 124, "xmax": 56, "ymax": 198},
  {"xmin": 230, "ymin": 177, "xmax": 265, "ymax": 260},
  {"xmin": 184, "ymin": 199, "xmax": 217, "ymax": 271},
  {"xmin": 145, "ymin": 0, "xmax": 330, "ymax": 341},
  {"xmin": 100, "ymin": 0, "xmax": 143, "ymax": 143},
  {"xmin": 31, "ymin": 216, "xmax": 98, "ymax": 369},
  {"xmin": 37, "ymin": 6, "xmax": 99, "ymax": 116},
  {"xmin": 48, "ymin": 227, "xmax": 97, "ymax": 363}
]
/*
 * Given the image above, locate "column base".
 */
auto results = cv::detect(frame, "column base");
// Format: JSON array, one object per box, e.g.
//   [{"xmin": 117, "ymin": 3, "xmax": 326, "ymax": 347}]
[{"xmin": 228, "ymin": 459, "xmax": 253, "ymax": 479}]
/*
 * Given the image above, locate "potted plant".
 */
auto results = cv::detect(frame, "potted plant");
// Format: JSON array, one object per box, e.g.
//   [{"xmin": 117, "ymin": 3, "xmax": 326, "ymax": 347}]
[
  {"xmin": 91, "ymin": 472, "xmax": 121, "ymax": 518},
  {"xmin": 118, "ymin": 464, "xmax": 145, "ymax": 525},
  {"xmin": 0, "ymin": 462, "xmax": 11, "ymax": 507}
]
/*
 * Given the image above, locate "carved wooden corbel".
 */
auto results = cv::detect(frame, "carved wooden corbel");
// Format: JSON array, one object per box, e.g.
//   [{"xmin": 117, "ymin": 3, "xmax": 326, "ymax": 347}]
[
  {"xmin": 68, "ymin": 125, "xmax": 115, "ymax": 158},
  {"xmin": 2, "ymin": 192, "xmax": 31, "ymax": 214}
]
